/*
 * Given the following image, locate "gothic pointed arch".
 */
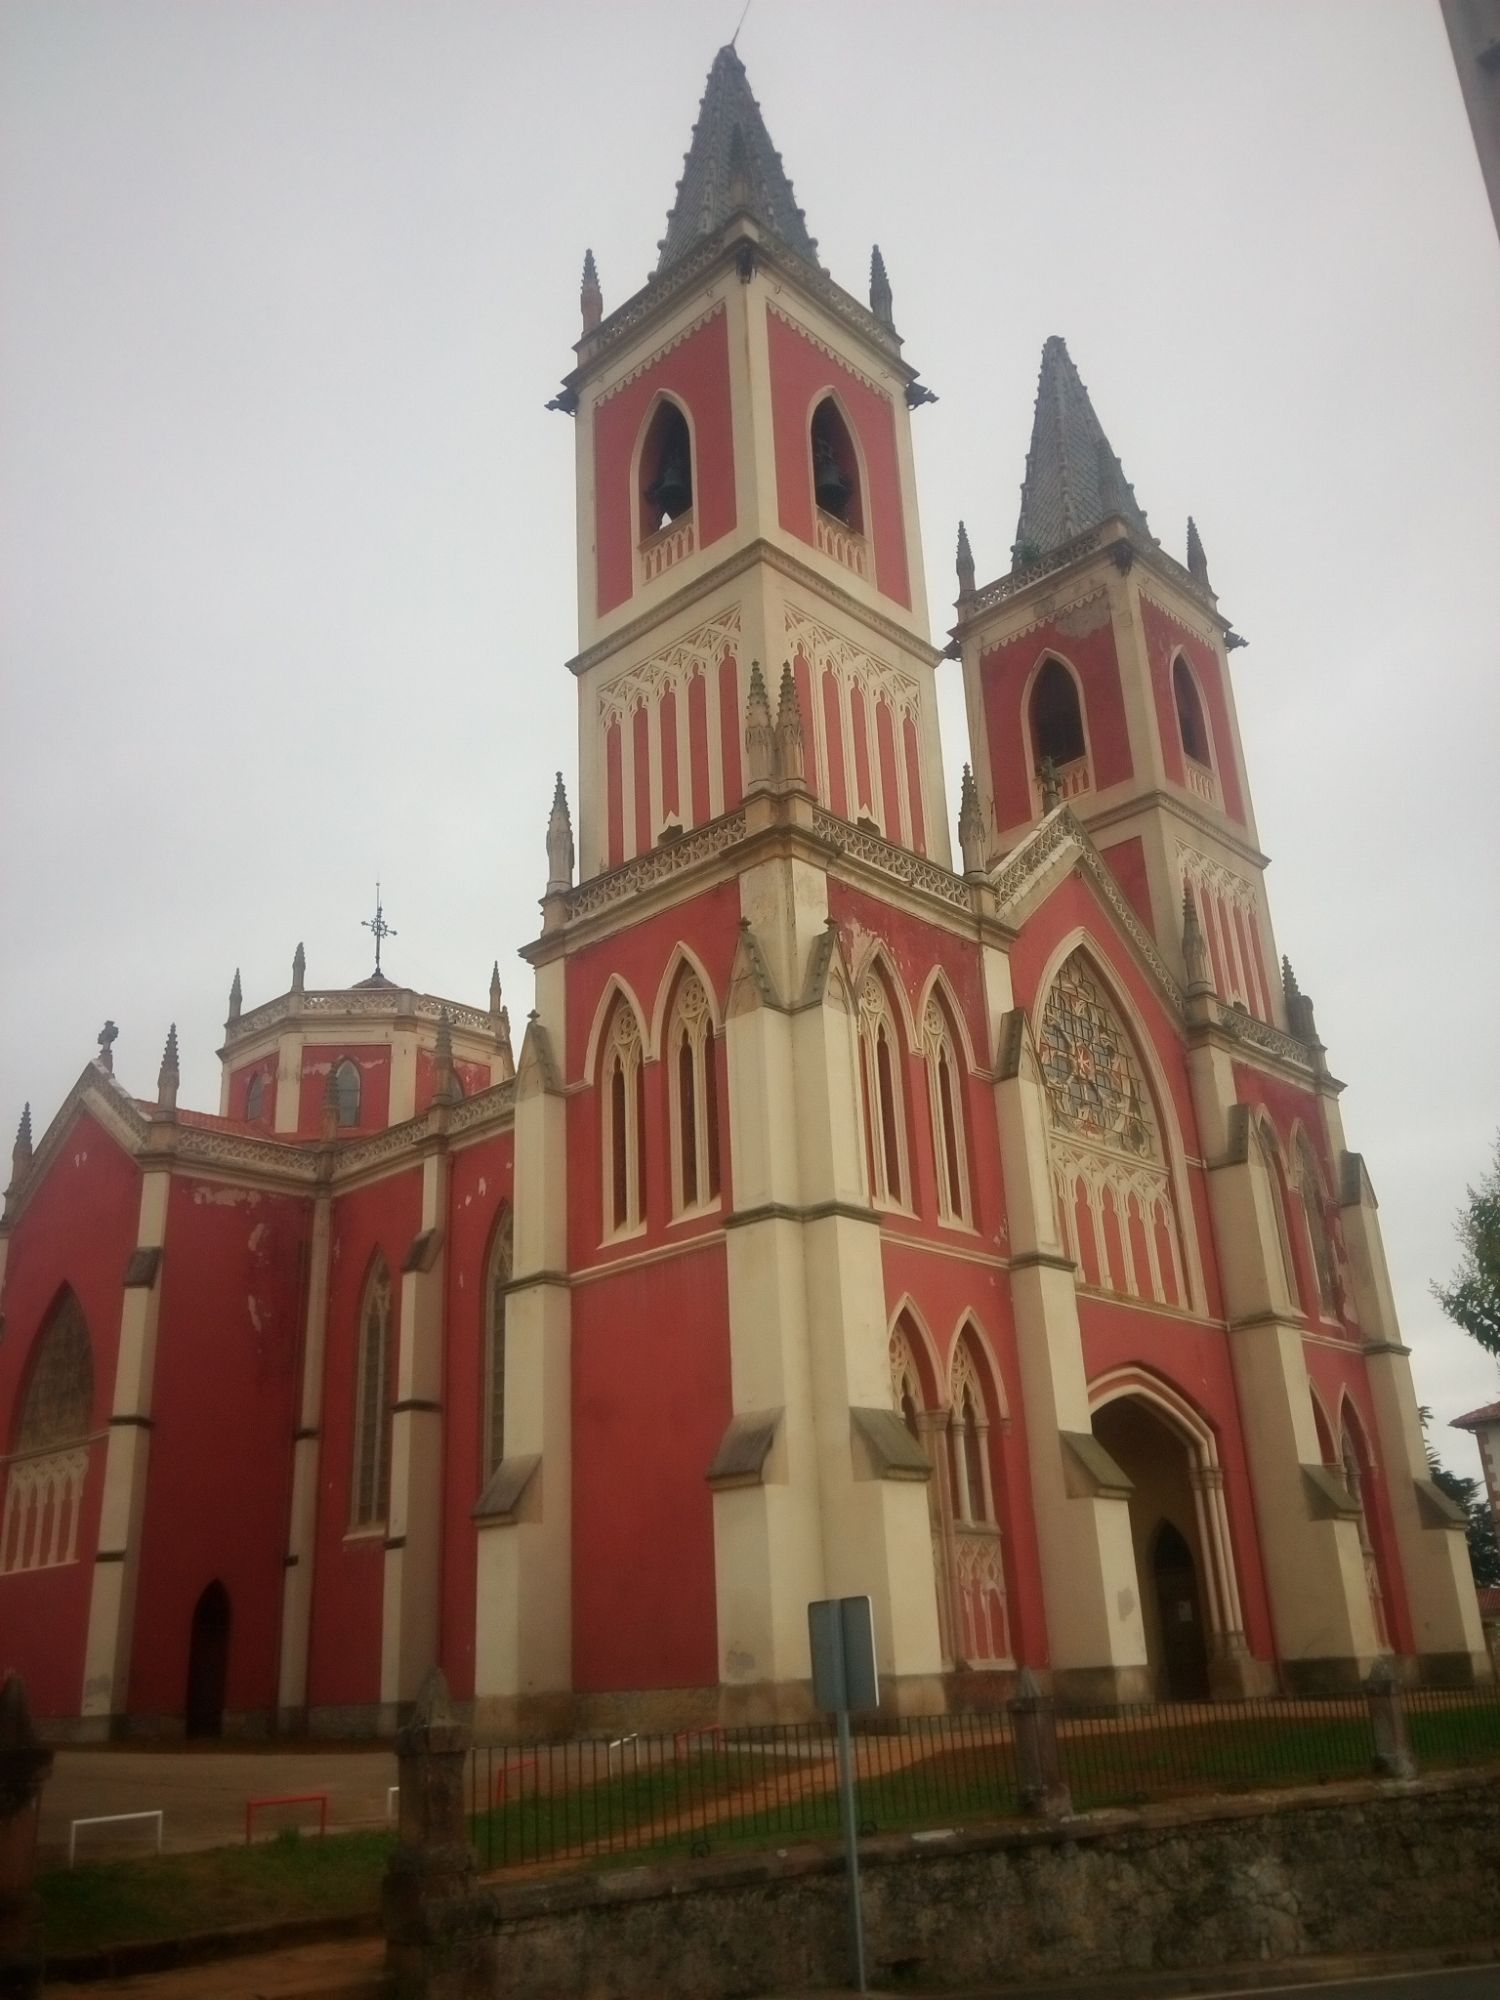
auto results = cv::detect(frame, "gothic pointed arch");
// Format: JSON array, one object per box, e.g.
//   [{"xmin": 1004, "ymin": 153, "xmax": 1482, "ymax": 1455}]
[
  {"xmin": 582, "ymin": 972, "xmax": 654, "ymax": 1082},
  {"xmin": 855, "ymin": 955, "xmax": 911, "ymax": 1209},
  {"xmin": 663, "ymin": 957, "xmax": 722, "ymax": 1215},
  {"xmin": 350, "ymin": 1253, "xmax": 393, "ymax": 1530},
  {"xmin": 1026, "ymin": 653, "xmax": 1090, "ymax": 796},
  {"xmin": 887, "ymin": 1301, "xmax": 941, "ymax": 1434},
  {"xmin": 1172, "ymin": 652, "xmax": 1213, "ymax": 769},
  {"xmin": 2, "ymin": 1288, "xmax": 94, "ymax": 1575},
  {"xmin": 1251, "ymin": 1116, "xmax": 1299, "ymax": 1315},
  {"xmin": 635, "ymin": 391, "xmax": 696, "ymax": 540},
  {"xmin": 920, "ymin": 981, "xmax": 972, "ymax": 1226},
  {"xmin": 482, "ymin": 1205, "xmax": 514, "ymax": 1483},
  {"xmin": 1292, "ymin": 1126, "xmax": 1339, "ymax": 1318},
  {"xmin": 809, "ymin": 389, "xmax": 867, "ymax": 536},
  {"xmin": 599, "ymin": 988, "xmax": 647, "ymax": 1235},
  {"xmin": 1037, "ymin": 946, "xmax": 1186, "ymax": 1307},
  {"xmin": 944, "ymin": 1321, "xmax": 1013, "ymax": 1666},
  {"xmin": 1337, "ymin": 1394, "xmax": 1390, "ymax": 1648},
  {"xmin": 332, "ymin": 1058, "xmax": 361, "ymax": 1128}
]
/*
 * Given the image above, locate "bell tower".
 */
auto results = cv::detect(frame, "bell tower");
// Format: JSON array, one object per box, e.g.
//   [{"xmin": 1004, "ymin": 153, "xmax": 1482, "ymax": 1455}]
[
  {"xmin": 955, "ymin": 338, "xmax": 1284, "ymax": 1027},
  {"xmin": 553, "ymin": 45, "xmax": 949, "ymax": 878}
]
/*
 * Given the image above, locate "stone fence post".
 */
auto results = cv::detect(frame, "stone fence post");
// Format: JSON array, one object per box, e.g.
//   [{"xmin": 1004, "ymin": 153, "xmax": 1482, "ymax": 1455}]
[
  {"xmin": 383, "ymin": 1668, "xmax": 481, "ymax": 2000},
  {"xmin": 0, "ymin": 1675, "xmax": 54, "ymax": 2000},
  {"xmin": 1365, "ymin": 1659, "xmax": 1416, "ymax": 1780},
  {"xmin": 1010, "ymin": 1667, "xmax": 1072, "ymax": 1819}
]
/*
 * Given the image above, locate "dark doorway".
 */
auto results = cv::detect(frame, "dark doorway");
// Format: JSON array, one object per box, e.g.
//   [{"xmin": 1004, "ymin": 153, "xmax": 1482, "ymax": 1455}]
[
  {"xmin": 1150, "ymin": 1521, "xmax": 1209, "ymax": 1700},
  {"xmin": 185, "ymin": 1580, "xmax": 231, "ymax": 1738}
]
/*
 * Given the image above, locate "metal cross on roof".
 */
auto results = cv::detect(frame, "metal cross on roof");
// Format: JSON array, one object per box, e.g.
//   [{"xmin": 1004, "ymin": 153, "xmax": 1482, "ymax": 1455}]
[{"xmin": 362, "ymin": 883, "xmax": 397, "ymax": 976}]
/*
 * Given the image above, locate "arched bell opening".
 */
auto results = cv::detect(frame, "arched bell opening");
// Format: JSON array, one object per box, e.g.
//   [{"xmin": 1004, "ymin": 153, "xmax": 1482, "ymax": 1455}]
[
  {"xmin": 185, "ymin": 1580, "xmax": 232, "ymax": 1739},
  {"xmin": 1092, "ymin": 1392, "xmax": 1240, "ymax": 1701},
  {"xmin": 809, "ymin": 397, "xmax": 863, "ymax": 533},
  {"xmin": 639, "ymin": 398, "xmax": 694, "ymax": 538}
]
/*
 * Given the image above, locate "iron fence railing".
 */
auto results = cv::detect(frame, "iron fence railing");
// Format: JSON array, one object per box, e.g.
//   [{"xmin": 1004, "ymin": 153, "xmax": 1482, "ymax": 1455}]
[{"xmin": 465, "ymin": 1684, "xmax": 1500, "ymax": 1875}]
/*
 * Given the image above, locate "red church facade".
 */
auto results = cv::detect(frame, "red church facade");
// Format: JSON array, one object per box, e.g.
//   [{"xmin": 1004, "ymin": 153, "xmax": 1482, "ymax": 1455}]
[{"xmin": 0, "ymin": 48, "xmax": 1486, "ymax": 1739}]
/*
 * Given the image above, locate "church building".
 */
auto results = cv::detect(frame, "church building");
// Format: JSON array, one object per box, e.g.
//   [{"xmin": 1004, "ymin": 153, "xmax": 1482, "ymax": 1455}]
[{"xmin": 0, "ymin": 48, "xmax": 1487, "ymax": 1740}]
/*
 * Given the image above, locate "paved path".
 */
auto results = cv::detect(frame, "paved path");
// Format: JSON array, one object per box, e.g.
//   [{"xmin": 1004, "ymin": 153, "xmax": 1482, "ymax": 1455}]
[
  {"xmin": 41, "ymin": 1747, "xmax": 398, "ymax": 1862},
  {"xmin": 43, "ymin": 1935, "xmax": 384, "ymax": 1997}
]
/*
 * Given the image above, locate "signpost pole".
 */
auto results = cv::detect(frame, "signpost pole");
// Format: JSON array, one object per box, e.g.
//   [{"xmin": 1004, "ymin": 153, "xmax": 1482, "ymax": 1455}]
[
  {"xmin": 835, "ymin": 1701, "xmax": 867, "ymax": 1995},
  {"xmin": 809, "ymin": 1596, "xmax": 877, "ymax": 1997}
]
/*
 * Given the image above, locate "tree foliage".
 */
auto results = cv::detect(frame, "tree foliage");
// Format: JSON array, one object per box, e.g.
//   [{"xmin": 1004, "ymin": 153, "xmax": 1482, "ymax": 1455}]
[
  {"xmin": 1434, "ymin": 1135, "xmax": 1500, "ymax": 1358},
  {"xmin": 1428, "ymin": 1459, "xmax": 1500, "ymax": 1590}
]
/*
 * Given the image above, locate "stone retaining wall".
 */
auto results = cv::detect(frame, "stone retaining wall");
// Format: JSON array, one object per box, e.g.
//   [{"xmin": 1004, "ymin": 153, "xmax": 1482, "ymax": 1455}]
[{"xmin": 389, "ymin": 1770, "xmax": 1500, "ymax": 1999}]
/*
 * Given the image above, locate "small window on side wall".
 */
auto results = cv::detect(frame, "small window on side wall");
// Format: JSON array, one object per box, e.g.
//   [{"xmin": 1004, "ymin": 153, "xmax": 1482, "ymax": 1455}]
[
  {"xmin": 333, "ymin": 1059, "xmax": 361, "ymax": 1128},
  {"xmin": 244, "ymin": 1070, "xmax": 268, "ymax": 1122},
  {"xmin": 640, "ymin": 400, "xmax": 693, "ymax": 537},
  {"xmin": 1173, "ymin": 657, "xmax": 1211, "ymax": 767},
  {"xmin": 810, "ymin": 398, "xmax": 863, "ymax": 532}
]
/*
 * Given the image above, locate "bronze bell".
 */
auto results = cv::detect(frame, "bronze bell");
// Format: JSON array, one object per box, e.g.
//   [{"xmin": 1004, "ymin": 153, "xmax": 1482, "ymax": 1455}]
[
  {"xmin": 646, "ymin": 447, "xmax": 692, "ymax": 524},
  {"xmin": 813, "ymin": 434, "xmax": 851, "ymax": 518}
]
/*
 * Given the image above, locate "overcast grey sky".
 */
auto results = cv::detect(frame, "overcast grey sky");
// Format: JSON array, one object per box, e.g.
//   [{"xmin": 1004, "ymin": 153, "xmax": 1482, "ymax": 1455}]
[{"xmin": 2, "ymin": 2, "xmax": 1497, "ymax": 1475}]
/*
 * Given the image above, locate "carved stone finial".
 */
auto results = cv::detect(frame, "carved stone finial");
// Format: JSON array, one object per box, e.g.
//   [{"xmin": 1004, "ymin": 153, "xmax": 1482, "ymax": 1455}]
[
  {"xmin": 956, "ymin": 519, "xmax": 975, "ymax": 599},
  {"xmin": 1186, "ymin": 514, "xmax": 1210, "ymax": 587},
  {"xmin": 869, "ymin": 244, "xmax": 894, "ymax": 329},
  {"xmin": 958, "ymin": 764, "xmax": 985, "ymax": 875},
  {"xmin": 291, "ymin": 942, "xmax": 306, "ymax": 996},
  {"xmin": 1037, "ymin": 756, "xmax": 1062, "ymax": 813},
  {"xmin": 1282, "ymin": 955, "xmax": 1301, "ymax": 1006},
  {"xmin": 496, "ymin": 1005, "xmax": 513, "ymax": 1078},
  {"xmin": 545, "ymin": 772, "xmax": 574, "ymax": 896},
  {"xmin": 96, "ymin": 1021, "xmax": 118, "ymax": 1074},
  {"xmin": 774, "ymin": 662, "xmax": 805, "ymax": 784},
  {"xmin": 744, "ymin": 661, "xmax": 775, "ymax": 784},
  {"xmin": 157, "ymin": 1024, "xmax": 179, "ymax": 1114},
  {"xmin": 10, "ymin": 1104, "xmax": 32, "ymax": 1187},
  {"xmin": 227, "ymin": 968, "xmax": 242, "ymax": 1024},
  {"xmin": 580, "ymin": 247, "xmax": 602, "ymax": 332},
  {"xmin": 432, "ymin": 1007, "xmax": 459, "ymax": 1107},
  {"xmin": 489, "ymin": 961, "xmax": 503, "ymax": 1017},
  {"xmin": 1181, "ymin": 889, "xmax": 1213, "ymax": 994}
]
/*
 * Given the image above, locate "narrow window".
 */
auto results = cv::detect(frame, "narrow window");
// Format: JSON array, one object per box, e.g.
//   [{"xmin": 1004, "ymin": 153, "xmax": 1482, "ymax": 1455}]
[
  {"xmin": 350, "ymin": 1261, "xmax": 392, "ymax": 1529},
  {"xmin": 1029, "ymin": 658, "xmax": 1086, "ymax": 770},
  {"xmin": 1174, "ymin": 657, "xmax": 1211, "ymax": 766},
  {"xmin": 923, "ymin": 998, "xmax": 970, "ymax": 1224},
  {"xmin": 668, "ymin": 970, "xmax": 720, "ymax": 1216},
  {"xmin": 1296, "ymin": 1137, "xmax": 1339, "ymax": 1317},
  {"xmin": 858, "ymin": 971, "xmax": 907, "ymax": 1207},
  {"xmin": 810, "ymin": 398, "xmax": 863, "ymax": 532},
  {"xmin": 603, "ymin": 997, "xmax": 646, "ymax": 1234},
  {"xmin": 483, "ymin": 1210, "xmax": 513, "ymax": 1481},
  {"xmin": 640, "ymin": 400, "xmax": 693, "ymax": 537},
  {"xmin": 963, "ymin": 1391, "xmax": 986, "ymax": 1525},
  {"xmin": 333, "ymin": 1059, "xmax": 361, "ymax": 1128},
  {"xmin": 678, "ymin": 1036, "xmax": 698, "ymax": 1205},
  {"xmin": 244, "ymin": 1070, "xmax": 268, "ymax": 1122}
]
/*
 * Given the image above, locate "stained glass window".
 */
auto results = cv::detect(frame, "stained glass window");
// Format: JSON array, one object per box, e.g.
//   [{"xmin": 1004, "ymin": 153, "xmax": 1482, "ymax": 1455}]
[
  {"xmin": 1039, "ymin": 954, "xmax": 1154, "ymax": 1158},
  {"xmin": 16, "ymin": 1295, "xmax": 93, "ymax": 1451}
]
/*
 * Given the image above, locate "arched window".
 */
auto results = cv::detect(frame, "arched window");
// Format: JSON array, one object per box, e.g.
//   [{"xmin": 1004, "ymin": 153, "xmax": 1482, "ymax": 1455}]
[
  {"xmin": 1295, "ymin": 1135, "xmax": 1339, "ymax": 1317},
  {"xmin": 3, "ymin": 1294, "xmax": 94, "ymax": 1574},
  {"xmin": 947, "ymin": 1334, "xmax": 1011, "ymax": 1665},
  {"xmin": 857, "ymin": 970, "xmax": 908, "ymax": 1208},
  {"xmin": 483, "ymin": 1209, "xmax": 512, "ymax": 1483},
  {"xmin": 333, "ymin": 1059, "xmax": 361, "ymax": 1128},
  {"xmin": 667, "ymin": 970, "xmax": 720, "ymax": 1215},
  {"xmin": 640, "ymin": 398, "xmax": 693, "ymax": 537},
  {"xmin": 922, "ymin": 997, "xmax": 970, "ymax": 1225},
  {"xmin": 1173, "ymin": 657, "xmax": 1211, "ymax": 767},
  {"xmin": 889, "ymin": 1322, "xmax": 927, "ymax": 1445},
  {"xmin": 1340, "ymin": 1410, "xmax": 1389, "ymax": 1648},
  {"xmin": 1029, "ymin": 658, "xmax": 1087, "ymax": 774},
  {"xmin": 810, "ymin": 397, "xmax": 863, "ymax": 532},
  {"xmin": 1040, "ymin": 951, "xmax": 1186, "ymax": 1307},
  {"xmin": 350, "ymin": 1259, "xmax": 392, "ymax": 1529},
  {"xmin": 602, "ymin": 996, "xmax": 646, "ymax": 1234},
  {"xmin": 1255, "ymin": 1125, "xmax": 1299, "ymax": 1313},
  {"xmin": 244, "ymin": 1070, "xmax": 268, "ymax": 1122}
]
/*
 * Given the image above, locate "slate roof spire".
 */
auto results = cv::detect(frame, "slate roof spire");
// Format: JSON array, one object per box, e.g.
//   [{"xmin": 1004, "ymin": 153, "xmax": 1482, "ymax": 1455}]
[
  {"xmin": 1012, "ymin": 337, "xmax": 1153, "ymax": 564},
  {"xmin": 657, "ymin": 46, "xmax": 819, "ymax": 275}
]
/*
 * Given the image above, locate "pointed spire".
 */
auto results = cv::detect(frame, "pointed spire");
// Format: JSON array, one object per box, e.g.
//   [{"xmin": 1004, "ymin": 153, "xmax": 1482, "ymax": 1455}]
[
  {"xmin": 291, "ymin": 942, "xmax": 306, "ymax": 996},
  {"xmin": 1181, "ymin": 889, "xmax": 1213, "ymax": 994},
  {"xmin": 10, "ymin": 1104, "xmax": 33, "ymax": 1186},
  {"xmin": 1186, "ymin": 515, "xmax": 1210, "ymax": 587},
  {"xmin": 1012, "ymin": 336, "xmax": 1153, "ymax": 564},
  {"xmin": 774, "ymin": 663, "xmax": 805, "ymax": 784},
  {"xmin": 227, "ymin": 968, "xmax": 242, "ymax": 1024},
  {"xmin": 545, "ymin": 772, "xmax": 574, "ymax": 895},
  {"xmin": 956, "ymin": 520, "xmax": 975, "ymax": 599},
  {"xmin": 869, "ymin": 245, "xmax": 893, "ymax": 329},
  {"xmin": 580, "ymin": 248, "xmax": 602, "ymax": 333},
  {"xmin": 656, "ymin": 46, "xmax": 818, "ymax": 275},
  {"xmin": 958, "ymin": 764, "xmax": 985, "ymax": 875},
  {"xmin": 157, "ymin": 1024, "xmax": 179, "ymax": 1114},
  {"xmin": 489, "ymin": 961, "xmax": 503, "ymax": 1017},
  {"xmin": 744, "ymin": 662, "xmax": 775, "ymax": 784}
]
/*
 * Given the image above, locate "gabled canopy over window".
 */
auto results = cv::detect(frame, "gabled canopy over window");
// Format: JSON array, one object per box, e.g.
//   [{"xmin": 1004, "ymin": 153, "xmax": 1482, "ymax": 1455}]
[
  {"xmin": 333, "ymin": 1059, "xmax": 361, "ymax": 1128},
  {"xmin": 1173, "ymin": 657, "xmax": 1211, "ymax": 766},
  {"xmin": 15, "ymin": 1293, "xmax": 93, "ymax": 1452},
  {"xmin": 640, "ymin": 399, "xmax": 693, "ymax": 536},
  {"xmin": 810, "ymin": 398, "xmax": 863, "ymax": 531},
  {"xmin": 1030, "ymin": 658, "xmax": 1086, "ymax": 771}
]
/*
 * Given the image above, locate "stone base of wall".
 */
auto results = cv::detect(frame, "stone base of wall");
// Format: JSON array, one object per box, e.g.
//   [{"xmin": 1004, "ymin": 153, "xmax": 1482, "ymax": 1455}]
[{"xmin": 387, "ymin": 1771, "xmax": 1500, "ymax": 2000}]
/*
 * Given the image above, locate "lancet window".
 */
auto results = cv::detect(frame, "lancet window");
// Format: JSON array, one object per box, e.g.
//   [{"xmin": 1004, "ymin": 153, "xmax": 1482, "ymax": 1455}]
[
  {"xmin": 1173, "ymin": 656, "xmax": 1212, "ymax": 767},
  {"xmin": 922, "ymin": 997, "xmax": 970, "ymax": 1225},
  {"xmin": 667, "ymin": 971, "xmax": 720, "ymax": 1215},
  {"xmin": 810, "ymin": 397, "xmax": 863, "ymax": 532},
  {"xmin": 1, "ymin": 1293, "xmax": 94, "ymax": 1575},
  {"xmin": 1295, "ymin": 1135, "xmax": 1339, "ymax": 1318},
  {"xmin": 640, "ymin": 398, "xmax": 693, "ymax": 538},
  {"xmin": 333, "ymin": 1059, "xmax": 362, "ymax": 1128},
  {"xmin": 858, "ymin": 971, "xmax": 908, "ymax": 1209},
  {"xmin": 603, "ymin": 996, "xmax": 647, "ymax": 1235},
  {"xmin": 1041, "ymin": 952, "xmax": 1185, "ymax": 1307},
  {"xmin": 1340, "ymin": 1413, "xmax": 1389, "ymax": 1648},
  {"xmin": 483, "ymin": 1209, "xmax": 513, "ymax": 1482},
  {"xmin": 1029, "ymin": 658, "xmax": 1089, "ymax": 801},
  {"xmin": 1255, "ymin": 1125, "xmax": 1299, "ymax": 1314},
  {"xmin": 350, "ymin": 1260, "xmax": 392, "ymax": 1530}
]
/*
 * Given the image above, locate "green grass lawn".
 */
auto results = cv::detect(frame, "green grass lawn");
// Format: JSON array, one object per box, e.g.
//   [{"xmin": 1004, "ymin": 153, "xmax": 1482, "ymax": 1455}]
[{"xmin": 42, "ymin": 1826, "xmax": 393, "ymax": 1957}]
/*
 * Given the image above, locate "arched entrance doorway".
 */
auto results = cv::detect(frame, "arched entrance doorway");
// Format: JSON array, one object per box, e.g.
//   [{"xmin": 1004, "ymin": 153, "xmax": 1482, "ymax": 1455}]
[
  {"xmin": 185, "ymin": 1581, "xmax": 231, "ymax": 1738},
  {"xmin": 1091, "ymin": 1381, "xmax": 1244, "ymax": 1701}
]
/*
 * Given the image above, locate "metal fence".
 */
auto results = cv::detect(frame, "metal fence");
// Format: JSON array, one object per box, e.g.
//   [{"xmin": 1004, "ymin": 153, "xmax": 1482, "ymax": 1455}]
[{"xmin": 466, "ymin": 1684, "xmax": 1500, "ymax": 1874}]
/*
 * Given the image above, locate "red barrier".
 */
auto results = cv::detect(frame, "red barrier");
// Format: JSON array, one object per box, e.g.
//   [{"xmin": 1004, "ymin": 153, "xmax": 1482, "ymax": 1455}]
[
  {"xmin": 494, "ymin": 1757, "xmax": 536, "ymax": 1805},
  {"xmin": 244, "ymin": 1791, "xmax": 329, "ymax": 1844},
  {"xmin": 673, "ymin": 1724, "xmax": 727, "ymax": 1757}
]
